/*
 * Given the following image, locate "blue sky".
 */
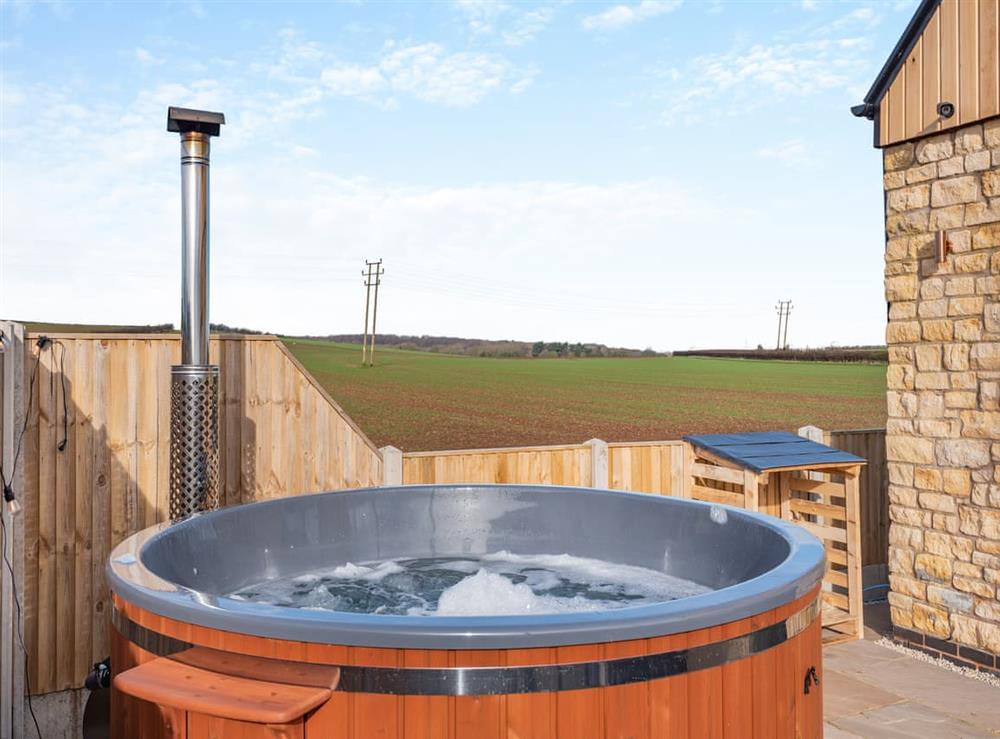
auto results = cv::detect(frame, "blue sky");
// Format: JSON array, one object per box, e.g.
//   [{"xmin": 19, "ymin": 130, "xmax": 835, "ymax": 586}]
[{"xmin": 1, "ymin": 0, "xmax": 915, "ymax": 350}]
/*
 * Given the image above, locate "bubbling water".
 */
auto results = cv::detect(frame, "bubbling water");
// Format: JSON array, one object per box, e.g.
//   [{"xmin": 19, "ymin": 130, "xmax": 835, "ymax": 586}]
[{"xmin": 229, "ymin": 551, "xmax": 711, "ymax": 616}]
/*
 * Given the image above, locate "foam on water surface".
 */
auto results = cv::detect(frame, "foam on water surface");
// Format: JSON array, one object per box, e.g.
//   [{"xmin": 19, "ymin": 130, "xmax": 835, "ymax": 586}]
[{"xmin": 229, "ymin": 551, "xmax": 711, "ymax": 617}]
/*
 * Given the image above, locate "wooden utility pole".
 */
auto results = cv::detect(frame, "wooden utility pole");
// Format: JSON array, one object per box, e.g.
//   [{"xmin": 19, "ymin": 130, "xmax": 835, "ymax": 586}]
[
  {"xmin": 362, "ymin": 259, "xmax": 384, "ymax": 366},
  {"xmin": 368, "ymin": 260, "xmax": 384, "ymax": 366},
  {"xmin": 362, "ymin": 261, "xmax": 373, "ymax": 365},
  {"xmin": 775, "ymin": 300, "xmax": 792, "ymax": 350},
  {"xmin": 782, "ymin": 300, "xmax": 793, "ymax": 349}
]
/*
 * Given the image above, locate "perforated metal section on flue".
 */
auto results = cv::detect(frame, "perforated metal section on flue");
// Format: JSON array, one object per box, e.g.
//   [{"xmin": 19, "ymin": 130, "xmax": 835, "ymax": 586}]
[{"xmin": 169, "ymin": 365, "xmax": 220, "ymax": 520}]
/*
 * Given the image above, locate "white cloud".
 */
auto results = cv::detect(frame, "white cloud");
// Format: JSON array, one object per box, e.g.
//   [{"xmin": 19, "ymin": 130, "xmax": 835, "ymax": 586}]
[
  {"xmin": 656, "ymin": 37, "xmax": 871, "ymax": 125},
  {"xmin": 453, "ymin": 1, "xmax": 554, "ymax": 46},
  {"xmin": 135, "ymin": 47, "xmax": 163, "ymax": 66},
  {"xmin": 755, "ymin": 139, "xmax": 814, "ymax": 169},
  {"xmin": 322, "ymin": 42, "xmax": 525, "ymax": 107},
  {"xmin": 582, "ymin": 0, "xmax": 681, "ymax": 32},
  {"xmin": 801, "ymin": 0, "xmax": 818, "ymax": 10}
]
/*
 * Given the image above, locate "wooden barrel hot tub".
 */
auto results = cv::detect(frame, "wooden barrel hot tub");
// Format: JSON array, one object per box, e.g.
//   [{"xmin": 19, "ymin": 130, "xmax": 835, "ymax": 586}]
[{"xmin": 107, "ymin": 485, "xmax": 826, "ymax": 738}]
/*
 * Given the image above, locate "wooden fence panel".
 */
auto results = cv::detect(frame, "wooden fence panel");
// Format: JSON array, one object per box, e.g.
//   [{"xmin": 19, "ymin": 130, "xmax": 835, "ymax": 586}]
[
  {"xmin": 826, "ymin": 429, "xmax": 888, "ymax": 568},
  {"xmin": 10, "ymin": 331, "xmax": 382, "ymax": 694},
  {"xmin": 607, "ymin": 442, "xmax": 681, "ymax": 494},
  {"xmin": 403, "ymin": 445, "xmax": 592, "ymax": 487}
]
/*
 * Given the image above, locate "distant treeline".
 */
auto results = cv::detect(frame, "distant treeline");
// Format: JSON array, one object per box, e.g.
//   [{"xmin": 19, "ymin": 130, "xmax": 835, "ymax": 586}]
[
  {"xmin": 21, "ymin": 321, "xmax": 266, "ymax": 335},
  {"xmin": 312, "ymin": 334, "xmax": 663, "ymax": 358},
  {"xmin": 673, "ymin": 347, "xmax": 888, "ymax": 363}
]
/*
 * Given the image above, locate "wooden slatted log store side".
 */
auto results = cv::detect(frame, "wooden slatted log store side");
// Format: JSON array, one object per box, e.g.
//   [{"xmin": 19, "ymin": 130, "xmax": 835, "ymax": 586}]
[
  {"xmin": 12, "ymin": 330, "xmax": 383, "ymax": 695},
  {"xmin": 879, "ymin": 0, "xmax": 999, "ymax": 145}
]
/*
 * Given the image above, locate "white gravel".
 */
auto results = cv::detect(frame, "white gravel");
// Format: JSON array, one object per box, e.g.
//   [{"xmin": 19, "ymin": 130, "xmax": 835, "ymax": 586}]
[{"xmin": 874, "ymin": 636, "xmax": 1000, "ymax": 689}]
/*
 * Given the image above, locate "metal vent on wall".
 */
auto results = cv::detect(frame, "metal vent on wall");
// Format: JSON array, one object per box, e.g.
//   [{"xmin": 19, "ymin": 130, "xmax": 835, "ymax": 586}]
[{"xmin": 169, "ymin": 366, "xmax": 220, "ymax": 520}]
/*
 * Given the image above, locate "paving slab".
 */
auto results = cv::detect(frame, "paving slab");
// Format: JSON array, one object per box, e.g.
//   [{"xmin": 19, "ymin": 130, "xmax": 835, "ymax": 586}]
[
  {"xmin": 823, "ymin": 638, "xmax": 1000, "ymax": 737},
  {"xmin": 830, "ymin": 701, "xmax": 995, "ymax": 738}
]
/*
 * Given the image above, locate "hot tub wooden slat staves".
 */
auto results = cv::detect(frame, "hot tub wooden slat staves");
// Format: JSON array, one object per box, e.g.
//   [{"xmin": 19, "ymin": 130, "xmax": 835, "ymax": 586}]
[{"xmin": 110, "ymin": 587, "xmax": 824, "ymax": 739}]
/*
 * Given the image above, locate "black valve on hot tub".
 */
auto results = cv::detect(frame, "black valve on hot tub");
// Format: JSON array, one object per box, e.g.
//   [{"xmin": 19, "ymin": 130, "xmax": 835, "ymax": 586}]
[{"xmin": 85, "ymin": 657, "xmax": 111, "ymax": 691}]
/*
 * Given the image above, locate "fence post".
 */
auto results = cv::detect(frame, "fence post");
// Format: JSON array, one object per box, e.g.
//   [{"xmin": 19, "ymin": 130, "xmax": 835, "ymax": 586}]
[
  {"xmin": 380, "ymin": 446, "xmax": 403, "ymax": 486},
  {"xmin": 799, "ymin": 425, "xmax": 825, "ymax": 482},
  {"xmin": 584, "ymin": 439, "xmax": 609, "ymax": 488},
  {"xmin": 1, "ymin": 321, "xmax": 26, "ymax": 738}
]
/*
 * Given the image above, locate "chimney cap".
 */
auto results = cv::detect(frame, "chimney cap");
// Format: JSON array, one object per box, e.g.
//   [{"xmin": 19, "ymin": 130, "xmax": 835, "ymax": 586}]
[{"xmin": 167, "ymin": 107, "xmax": 225, "ymax": 136}]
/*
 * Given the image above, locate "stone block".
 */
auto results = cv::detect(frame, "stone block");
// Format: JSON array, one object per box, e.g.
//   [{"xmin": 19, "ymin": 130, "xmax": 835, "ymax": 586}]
[
  {"xmin": 945, "ymin": 275, "xmax": 975, "ymax": 295},
  {"xmin": 890, "ymin": 302, "xmax": 917, "ymax": 320},
  {"xmin": 918, "ymin": 298, "xmax": 948, "ymax": 318},
  {"xmin": 966, "ymin": 199, "xmax": 1000, "ymax": 226},
  {"xmin": 886, "ymin": 236, "xmax": 913, "ymax": 261},
  {"xmin": 917, "ymin": 419, "xmax": 959, "ymax": 437},
  {"xmin": 918, "ymin": 391, "xmax": 944, "ymax": 417},
  {"xmin": 927, "ymin": 584, "xmax": 974, "ymax": 613},
  {"xmin": 921, "ymin": 320, "xmax": 953, "ymax": 341},
  {"xmin": 918, "ymin": 492, "xmax": 956, "ymax": 513},
  {"xmin": 938, "ymin": 155, "xmax": 965, "ymax": 177},
  {"xmin": 887, "ymin": 321, "xmax": 921, "ymax": 344},
  {"xmin": 951, "ymin": 614, "xmax": 980, "ymax": 647},
  {"xmin": 972, "ymin": 222, "xmax": 1000, "ymax": 249},
  {"xmin": 932, "ymin": 512, "xmax": 960, "ymax": 533},
  {"xmin": 887, "ymin": 363, "xmax": 915, "ymax": 389},
  {"xmin": 942, "ymin": 468, "xmax": 971, "ymax": 496},
  {"xmin": 888, "ymin": 435, "xmax": 936, "ymax": 464},
  {"xmin": 885, "ymin": 170, "xmax": 907, "ymax": 189},
  {"xmin": 936, "ymin": 439, "xmax": 991, "ymax": 467},
  {"xmin": 915, "ymin": 371, "xmax": 949, "ymax": 390},
  {"xmin": 890, "ymin": 485, "xmax": 919, "ymax": 506},
  {"xmin": 983, "ymin": 169, "xmax": 1000, "ymax": 197},
  {"xmin": 986, "ymin": 119, "xmax": 1000, "ymax": 148},
  {"xmin": 960, "ymin": 410, "xmax": 1000, "ymax": 438},
  {"xmin": 891, "ymin": 503, "xmax": 933, "ymax": 527},
  {"xmin": 954, "ymin": 318, "xmax": 983, "ymax": 341},
  {"xmin": 885, "ymin": 142, "xmax": 915, "ymax": 170},
  {"xmin": 921, "ymin": 278, "xmax": 945, "ymax": 300},
  {"xmin": 913, "ymin": 466, "xmax": 942, "ymax": 490},
  {"xmin": 944, "ymin": 390, "xmax": 977, "ymax": 409},
  {"xmin": 925, "ymin": 530, "xmax": 973, "ymax": 560},
  {"xmin": 890, "ymin": 572, "xmax": 926, "ymax": 599},
  {"xmin": 944, "ymin": 343, "xmax": 970, "ymax": 370},
  {"xmin": 950, "ymin": 370, "xmax": 977, "ymax": 389},
  {"xmin": 980, "ymin": 380, "xmax": 999, "ymax": 410},
  {"xmin": 955, "ymin": 252, "xmax": 990, "ymax": 273},
  {"xmin": 886, "ymin": 274, "xmax": 919, "ymax": 301},
  {"xmin": 915, "ymin": 553, "xmax": 953, "ymax": 582},
  {"xmin": 889, "ymin": 523, "xmax": 922, "ymax": 547},
  {"xmin": 912, "ymin": 602, "xmax": 951, "ymax": 637},
  {"xmin": 971, "ymin": 342, "xmax": 1000, "ymax": 370},
  {"xmin": 887, "ymin": 210, "xmax": 930, "ymax": 236},
  {"xmin": 916, "ymin": 134, "xmax": 954, "ymax": 164},
  {"xmin": 986, "ymin": 304, "xmax": 1000, "ymax": 333},
  {"xmin": 954, "ymin": 125, "xmax": 983, "ymax": 154},
  {"xmin": 953, "ymin": 576, "xmax": 995, "ymax": 599},
  {"xmin": 979, "ymin": 621, "xmax": 1000, "ymax": 653},
  {"xmin": 888, "ymin": 184, "xmax": 930, "ymax": 212},
  {"xmin": 966, "ymin": 150, "xmax": 991, "ymax": 172},
  {"xmin": 929, "ymin": 205, "xmax": 965, "ymax": 230},
  {"xmin": 948, "ymin": 296, "xmax": 984, "ymax": 316},
  {"xmin": 931, "ymin": 176, "xmax": 979, "ymax": 207}
]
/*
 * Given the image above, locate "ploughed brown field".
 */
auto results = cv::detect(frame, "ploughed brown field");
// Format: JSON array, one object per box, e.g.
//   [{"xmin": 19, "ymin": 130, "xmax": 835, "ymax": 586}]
[{"xmin": 284, "ymin": 339, "xmax": 887, "ymax": 452}]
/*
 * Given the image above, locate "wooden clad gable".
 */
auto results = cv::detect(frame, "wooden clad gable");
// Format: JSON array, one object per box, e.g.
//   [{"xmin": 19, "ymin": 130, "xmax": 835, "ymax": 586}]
[{"xmin": 858, "ymin": 0, "xmax": 1000, "ymax": 147}]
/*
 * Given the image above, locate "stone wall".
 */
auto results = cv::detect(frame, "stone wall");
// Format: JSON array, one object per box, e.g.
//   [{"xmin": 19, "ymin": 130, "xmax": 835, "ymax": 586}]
[{"xmin": 883, "ymin": 117, "xmax": 1000, "ymax": 674}]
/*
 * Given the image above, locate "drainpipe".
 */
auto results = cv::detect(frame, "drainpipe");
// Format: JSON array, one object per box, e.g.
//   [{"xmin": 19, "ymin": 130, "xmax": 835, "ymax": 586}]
[{"xmin": 167, "ymin": 107, "xmax": 225, "ymax": 521}]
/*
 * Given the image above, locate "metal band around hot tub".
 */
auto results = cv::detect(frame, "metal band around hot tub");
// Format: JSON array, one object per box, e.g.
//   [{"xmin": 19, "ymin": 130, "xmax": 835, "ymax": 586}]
[{"xmin": 111, "ymin": 597, "xmax": 819, "ymax": 696}]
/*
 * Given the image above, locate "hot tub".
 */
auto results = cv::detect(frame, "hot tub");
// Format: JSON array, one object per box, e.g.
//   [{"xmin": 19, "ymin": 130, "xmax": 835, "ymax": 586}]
[{"xmin": 107, "ymin": 485, "xmax": 826, "ymax": 738}]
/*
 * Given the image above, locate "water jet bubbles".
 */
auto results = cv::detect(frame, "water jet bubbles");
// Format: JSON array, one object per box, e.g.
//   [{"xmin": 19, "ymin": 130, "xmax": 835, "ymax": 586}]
[{"xmin": 710, "ymin": 506, "xmax": 728, "ymax": 525}]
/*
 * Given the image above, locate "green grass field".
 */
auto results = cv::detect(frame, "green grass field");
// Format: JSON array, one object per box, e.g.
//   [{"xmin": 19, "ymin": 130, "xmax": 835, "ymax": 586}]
[{"xmin": 284, "ymin": 339, "xmax": 887, "ymax": 452}]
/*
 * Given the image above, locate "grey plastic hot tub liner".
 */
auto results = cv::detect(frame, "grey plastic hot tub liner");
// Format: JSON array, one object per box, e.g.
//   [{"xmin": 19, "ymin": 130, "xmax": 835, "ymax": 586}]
[{"xmin": 107, "ymin": 485, "xmax": 825, "ymax": 650}]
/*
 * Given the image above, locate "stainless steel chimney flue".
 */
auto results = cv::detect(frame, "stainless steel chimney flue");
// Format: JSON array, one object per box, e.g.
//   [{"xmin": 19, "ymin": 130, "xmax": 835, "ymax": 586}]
[{"xmin": 167, "ymin": 106, "xmax": 225, "ymax": 521}]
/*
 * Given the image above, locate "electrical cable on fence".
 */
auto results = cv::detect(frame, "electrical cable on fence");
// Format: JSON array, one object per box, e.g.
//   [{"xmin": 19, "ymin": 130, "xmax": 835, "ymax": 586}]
[{"xmin": 0, "ymin": 340, "xmax": 47, "ymax": 739}]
